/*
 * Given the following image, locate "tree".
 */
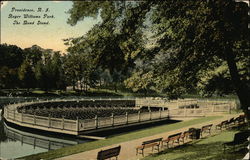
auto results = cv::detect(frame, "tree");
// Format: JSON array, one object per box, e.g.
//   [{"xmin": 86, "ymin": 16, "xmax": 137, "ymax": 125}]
[
  {"xmin": 66, "ymin": 1, "xmax": 150, "ymax": 82},
  {"xmin": 23, "ymin": 45, "xmax": 42, "ymax": 66},
  {"xmin": 67, "ymin": 1, "xmax": 250, "ymax": 118},
  {"xmin": 18, "ymin": 59, "xmax": 36, "ymax": 91},
  {"xmin": 149, "ymin": 0, "xmax": 249, "ymax": 117},
  {"xmin": 35, "ymin": 51, "xmax": 66, "ymax": 91},
  {"xmin": 0, "ymin": 44, "xmax": 24, "ymax": 68},
  {"xmin": 0, "ymin": 44, "xmax": 23, "ymax": 88}
]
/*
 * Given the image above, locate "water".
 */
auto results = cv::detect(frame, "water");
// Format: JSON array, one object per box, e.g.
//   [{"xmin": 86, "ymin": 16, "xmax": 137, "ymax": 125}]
[{"xmin": 0, "ymin": 112, "xmax": 87, "ymax": 159}]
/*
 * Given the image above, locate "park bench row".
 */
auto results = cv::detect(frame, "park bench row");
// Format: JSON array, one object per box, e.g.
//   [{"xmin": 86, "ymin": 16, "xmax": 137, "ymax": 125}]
[
  {"xmin": 136, "ymin": 124, "xmax": 213, "ymax": 157},
  {"xmin": 95, "ymin": 115, "xmax": 246, "ymax": 159},
  {"xmin": 215, "ymin": 114, "xmax": 246, "ymax": 130},
  {"xmin": 136, "ymin": 124, "xmax": 212, "ymax": 156}
]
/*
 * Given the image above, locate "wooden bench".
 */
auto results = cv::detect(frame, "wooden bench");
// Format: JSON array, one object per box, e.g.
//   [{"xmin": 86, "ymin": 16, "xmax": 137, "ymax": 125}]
[
  {"xmin": 136, "ymin": 138, "xmax": 163, "ymax": 156},
  {"xmin": 223, "ymin": 131, "xmax": 249, "ymax": 152},
  {"xmin": 222, "ymin": 117, "xmax": 236, "ymax": 129},
  {"xmin": 179, "ymin": 131, "xmax": 192, "ymax": 143},
  {"xmin": 97, "ymin": 145, "xmax": 121, "ymax": 160},
  {"xmin": 201, "ymin": 124, "xmax": 213, "ymax": 137},
  {"xmin": 162, "ymin": 132, "xmax": 182, "ymax": 148},
  {"xmin": 235, "ymin": 115, "xmax": 246, "ymax": 125},
  {"xmin": 216, "ymin": 120, "xmax": 228, "ymax": 130}
]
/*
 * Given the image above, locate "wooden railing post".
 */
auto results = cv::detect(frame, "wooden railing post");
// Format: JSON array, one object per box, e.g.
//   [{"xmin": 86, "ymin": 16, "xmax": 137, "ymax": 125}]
[
  {"xmin": 126, "ymin": 112, "xmax": 128, "ymax": 124},
  {"xmin": 159, "ymin": 109, "xmax": 161, "ymax": 119},
  {"xmin": 76, "ymin": 117, "xmax": 79, "ymax": 131},
  {"xmin": 21, "ymin": 110, "xmax": 23, "ymax": 122},
  {"xmin": 48, "ymin": 114, "xmax": 51, "ymax": 128},
  {"xmin": 111, "ymin": 113, "xmax": 114, "ymax": 126},
  {"xmin": 95, "ymin": 115, "xmax": 98, "ymax": 129},
  {"xmin": 138, "ymin": 111, "xmax": 141, "ymax": 122},
  {"xmin": 212, "ymin": 103, "xmax": 215, "ymax": 113},
  {"xmin": 149, "ymin": 110, "xmax": 152, "ymax": 120},
  {"xmin": 34, "ymin": 112, "xmax": 36, "ymax": 125},
  {"xmin": 62, "ymin": 116, "xmax": 64, "ymax": 130}
]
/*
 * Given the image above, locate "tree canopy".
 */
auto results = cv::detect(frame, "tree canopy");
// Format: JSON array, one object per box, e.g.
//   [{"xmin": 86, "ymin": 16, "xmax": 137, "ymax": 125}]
[{"xmin": 66, "ymin": 0, "xmax": 249, "ymax": 117}]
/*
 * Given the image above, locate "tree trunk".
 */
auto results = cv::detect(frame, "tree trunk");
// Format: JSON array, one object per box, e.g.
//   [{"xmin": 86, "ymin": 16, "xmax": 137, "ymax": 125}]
[{"xmin": 225, "ymin": 47, "xmax": 250, "ymax": 119}]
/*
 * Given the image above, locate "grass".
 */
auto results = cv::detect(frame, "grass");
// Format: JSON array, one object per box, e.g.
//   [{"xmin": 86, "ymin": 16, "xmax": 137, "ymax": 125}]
[
  {"xmin": 20, "ymin": 116, "xmax": 223, "ymax": 160},
  {"xmin": 143, "ymin": 129, "xmax": 248, "ymax": 160}
]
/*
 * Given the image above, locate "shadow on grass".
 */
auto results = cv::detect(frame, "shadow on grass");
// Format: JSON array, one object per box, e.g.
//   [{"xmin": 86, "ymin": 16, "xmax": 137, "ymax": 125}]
[{"xmin": 146, "ymin": 140, "xmax": 248, "ymax": 160}]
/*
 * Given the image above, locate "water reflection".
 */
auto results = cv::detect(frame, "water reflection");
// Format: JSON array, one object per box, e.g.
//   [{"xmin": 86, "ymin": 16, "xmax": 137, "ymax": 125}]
[
  {"xmin": 0, "ymin": 113, "xmax": 85, "ymax": 159},
  {"xmin": 0, "ymin": 112, "xmax": 8, "ymax": 142}
]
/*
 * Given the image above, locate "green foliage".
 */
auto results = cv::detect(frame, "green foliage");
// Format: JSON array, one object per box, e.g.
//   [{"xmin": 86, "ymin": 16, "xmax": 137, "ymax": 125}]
[
  {"xmin": 18, "ymin": 59, "xmax": 36, "ymax": 90},
  {"xmin": 0, "ymin": 44, "xmax": 24, "ymax": 88},
  {"xmin": 23, "ymin": 45, "xmax": 42, "ymax": 66},
  {"xmin": 0, "ymin": 43, "xmax": 24, "ymax": 68},
  {"xmin": 35, "ymin": 51, "xmax": 66, "ymax": 91}
]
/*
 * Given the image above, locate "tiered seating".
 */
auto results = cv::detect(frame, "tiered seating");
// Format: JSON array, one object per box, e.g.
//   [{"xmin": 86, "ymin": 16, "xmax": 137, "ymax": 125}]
[{"xmin": 16, "ymin": 100, "xmax": 147, "ymax": 120}]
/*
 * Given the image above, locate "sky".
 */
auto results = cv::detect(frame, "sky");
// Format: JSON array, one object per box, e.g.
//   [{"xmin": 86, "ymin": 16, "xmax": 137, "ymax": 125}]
[{"xmin": 0, "ymin": 1, "xmax": 101, "ymax": 53}]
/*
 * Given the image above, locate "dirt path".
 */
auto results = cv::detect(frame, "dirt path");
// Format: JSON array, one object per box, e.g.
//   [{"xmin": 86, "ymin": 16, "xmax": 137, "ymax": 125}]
[{"xmin": 56, "ymin": 114, "xmax": 240, "ymax": 160}]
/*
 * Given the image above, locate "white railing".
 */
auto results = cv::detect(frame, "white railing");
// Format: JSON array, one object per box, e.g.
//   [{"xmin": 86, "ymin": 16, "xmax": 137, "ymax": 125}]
[
  {"xmin": 3, "ymin": 98, "xmax": 236, "ymax": 135},
  {"xmin": 78, "ymin": 110, "xmax": 169, "ymax": 131},
  {"xmin": 3, "ymin": 99, "xmax": 169, "ymax": 134},
  {"xmin": 136, "ymin": 98, "xmax": 236, "ymax": 113},
  {"xmin": 4, "ymin": 107, "xmax": 77, "ymax": 132}
]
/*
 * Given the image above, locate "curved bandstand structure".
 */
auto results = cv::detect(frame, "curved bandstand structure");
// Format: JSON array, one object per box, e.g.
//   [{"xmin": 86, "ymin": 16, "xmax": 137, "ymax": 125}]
[
  {"xmin": 3, "ymin": 98, "xmax": 170, "ymax": 136},
  {"xmin": 3, "ymin": 98, "xmax": 235, "ymax": 136}
]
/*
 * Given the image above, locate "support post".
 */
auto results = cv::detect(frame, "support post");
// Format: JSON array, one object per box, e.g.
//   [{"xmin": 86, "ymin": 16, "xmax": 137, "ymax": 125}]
[
  {"xmin": 212, "ymin": 104, "xmax": 215, "ymax": 113},
  {"xmin": 111, "ymin": 113, "xmax": 114, "ymax": 126},
  {"xmin": 33, "ymin": 138, "xmax": 36, "ymax": 149},
  {"xmin": 21, "ymin": 110, "xmax": 23, "ymax": 122},
  {"xmin": 76, "ymin": 117, "xmax": 79, "ymax": 131},
  {"xmin": 138, "ymin": 111, "xmax": 141, "ymax": 122},
  {"xmin": 159, "ymin": 109, "xmax": 161, "ymax": 119},
  {"xmin": 149, "ymin": 110, "xmax": 152, "ymax": 120},
  {"xmin": 48, "ymin": 114, "xmax": 51, "ymax": 128},
  {"xmin": 33, "ymin": 112, "xmax": 36, "ymax": 125},
  {"xmin": 62, "ymin": 116, "xmax": 64, "ymax": 130},
  {"xmin": 126, "ymin": 112, "xmax": 128, "ymax": 124},
  {"xmin": 95, "ymin": 115, "xmax": 98, "ymax": 129}
]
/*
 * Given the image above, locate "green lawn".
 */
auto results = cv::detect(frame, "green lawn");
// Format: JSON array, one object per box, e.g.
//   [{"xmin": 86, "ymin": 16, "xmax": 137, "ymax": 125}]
[
  {"xmin": 20, "ymin": 116, "xmax": 222, "ymax": 160},
  {"xmin": 144, "ymin": 129, "xmax": 248, "ymax": 160}
]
